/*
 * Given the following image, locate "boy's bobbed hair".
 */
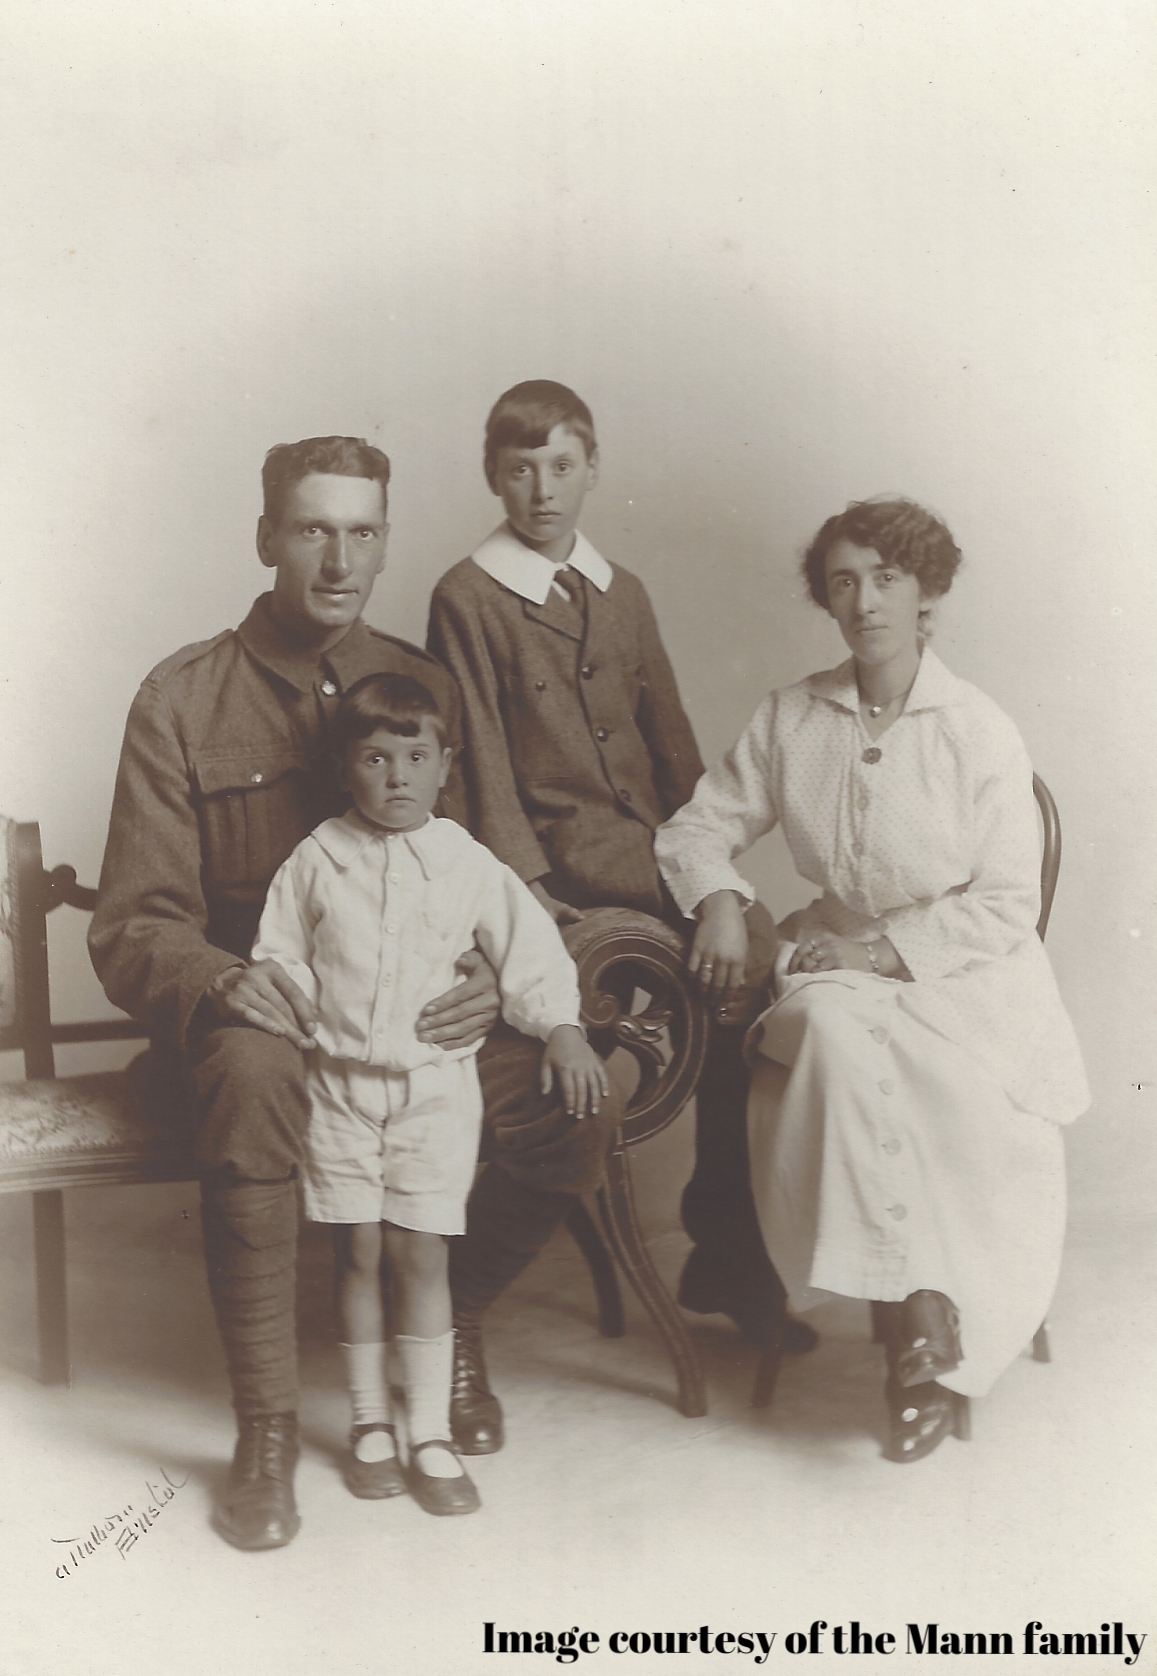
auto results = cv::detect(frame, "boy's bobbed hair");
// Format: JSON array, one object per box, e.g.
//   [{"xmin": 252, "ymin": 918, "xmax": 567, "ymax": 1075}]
[
  {"xmin": 262, "ymin": 436, "xmax": 391, "ymax": 526},
  {"xmin": 802, "ymin": 496, "xmax": 963, "ymax": 610},
  {"xmin": 483, "ymin": 380, "xmax": 597, "ymax": 487},
  {"xmin": 331, "ymin": 673, "xmax": 448, "ymax": 757}
]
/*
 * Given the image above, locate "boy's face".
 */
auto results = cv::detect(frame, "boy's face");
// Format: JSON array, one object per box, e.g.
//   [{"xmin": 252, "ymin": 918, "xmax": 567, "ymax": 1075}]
[
  {"xmin": 490, "ymin": 423, "xmax": 598, "ymax": 563},
  {"xmin": 344, "ymin": 720, "xmax": 451, "ymax": 833}
]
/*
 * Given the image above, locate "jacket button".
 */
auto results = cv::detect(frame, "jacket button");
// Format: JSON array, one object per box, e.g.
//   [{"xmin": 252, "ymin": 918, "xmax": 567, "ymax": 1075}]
[
  {"xmin": 581, "ymin": 664, "xmax": 595, "ymax": 679},
  {"xmin": 535, "ymin": 680, "xmax": 546, "ymax": 691},
  {"xmin": 595, "ymin": 728, "xmax": 609, "ymax": 742},
  {"xmin": 619, "ymin": 788, "xmax": 632, "ymax": 802},
  {"xmin": 249, "ymin": 772, "xmax": 263, "ymax": 784}
]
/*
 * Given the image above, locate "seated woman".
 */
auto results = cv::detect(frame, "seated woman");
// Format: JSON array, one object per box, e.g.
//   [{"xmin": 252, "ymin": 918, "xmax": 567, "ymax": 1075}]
[{"xmin": 655, "ymin": 497, "xmax": 1089, "ymax": 1463}]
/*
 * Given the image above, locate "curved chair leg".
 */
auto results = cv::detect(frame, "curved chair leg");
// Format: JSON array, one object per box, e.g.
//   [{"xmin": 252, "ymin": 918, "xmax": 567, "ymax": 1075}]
[
  {"xmin": 33, "ymin": 1189, "xmax": 70, "ymax": 1386},
  {"xmin": 1032, "ymin": 1321, "xmax": 1051, "ymax": 1363},
  {"xmin": 751, "ymin": 1326, "xmax": 785, "ymax": 1409},
  {"xmin": 564, "ymin": 1200, "xmax": 625, "ymax": 1338},
  {"xmin": 596, "ymin": 1146, "xmax": 708, "ymax": 1418}
]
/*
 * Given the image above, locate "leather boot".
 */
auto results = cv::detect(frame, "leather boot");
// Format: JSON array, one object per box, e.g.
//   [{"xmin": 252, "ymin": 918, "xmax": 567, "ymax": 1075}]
[
  {"xmin": 213, "ymin": 1413, "xmax": 301, "ymax": 1550},
  {"xmin": 450, "ymin": 1321, "xmax": 504, "ymax": 1455},
  {"xmin": 449, "ymin": 1166, "xmax": 573, "ymax": 1454}
]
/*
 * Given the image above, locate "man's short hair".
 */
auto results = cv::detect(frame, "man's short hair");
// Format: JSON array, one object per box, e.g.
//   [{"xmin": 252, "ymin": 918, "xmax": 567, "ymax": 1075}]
[
  {"xmin": 483, "ymin": 381, "xmax": 597, "ymax": 486},
  {"xmin": 261, "ymin": 436, "xmax": 391, "ymax": 526},
  {"xmin": 332, "ymin": 673, "xmax": 448, "ymax": 757}
]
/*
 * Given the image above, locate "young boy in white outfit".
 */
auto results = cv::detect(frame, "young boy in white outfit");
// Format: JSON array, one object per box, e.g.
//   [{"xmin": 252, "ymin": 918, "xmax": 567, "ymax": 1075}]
[{"xmin": 252, "ymin": 672, "xmax": 607, "ymax": 1515}]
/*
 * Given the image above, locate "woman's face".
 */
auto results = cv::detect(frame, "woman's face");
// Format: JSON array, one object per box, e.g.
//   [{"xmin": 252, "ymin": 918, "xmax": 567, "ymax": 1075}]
[{"xmin": 823, "ymin": 540, "xmax": 925, "ymax": 668}]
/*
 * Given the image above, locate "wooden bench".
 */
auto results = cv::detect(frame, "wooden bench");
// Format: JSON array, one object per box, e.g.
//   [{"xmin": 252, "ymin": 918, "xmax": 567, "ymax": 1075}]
[{"xmin": 0, "ymin": 816, "xmax": 715, "ymax": 1415}]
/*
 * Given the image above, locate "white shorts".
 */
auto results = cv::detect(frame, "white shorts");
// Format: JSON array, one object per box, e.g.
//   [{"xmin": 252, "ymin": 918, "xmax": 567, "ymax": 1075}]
[{"xmin": 302, "ymin": 1051, "xmax": 484, "ymax": 1235}]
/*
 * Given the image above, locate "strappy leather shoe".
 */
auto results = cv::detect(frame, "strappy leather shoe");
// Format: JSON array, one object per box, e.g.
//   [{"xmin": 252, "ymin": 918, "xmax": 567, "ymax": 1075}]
[
  {"xmin": 883, "ymin": 1375, "xmax": 970, "ymax": 1464},
  {"xmin": 894, "ymin": 1290, "xmax": 962, "ymax": 1388},
  {"xmin": 213, "ymin": 1413, "xmax": 301, "ymax": 1550},
  {"xmin": 450, "ymin": 1323, "xmax": 504, "ymax": 1455},
  {"xmin": 344, "ymin": 1423, "xmax": 406, "ymax": 1501},
  {"xmin": 406, "ymin": 1440, "xmax": 481, "ymax": 1516}
]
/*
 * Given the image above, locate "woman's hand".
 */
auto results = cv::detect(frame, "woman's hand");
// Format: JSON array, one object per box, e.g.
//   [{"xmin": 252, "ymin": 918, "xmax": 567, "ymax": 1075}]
[
  {"xmin": 416, "ymin": 948, "xmax": 501, "ymax": 1049},
  {"xmin": 529, "ymin": 880, "xmax": 586, "ymax": 926},
  {"xmin": 788, "ymin": 932, "xmax": 905, "ymax": 977},
  {"xmin": 542, "ymin": 1025, "xmax": 610, "ymax": 1118},
  {"xmin": 688, "ymin": 890, "xmax": 748, "ymax": 996}
]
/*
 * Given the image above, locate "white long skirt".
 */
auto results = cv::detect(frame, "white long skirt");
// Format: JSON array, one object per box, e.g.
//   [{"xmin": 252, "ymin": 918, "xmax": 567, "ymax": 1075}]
[{"xmin": 746, "ymin": 970, "xmax": 1066, "ymax": 1399}]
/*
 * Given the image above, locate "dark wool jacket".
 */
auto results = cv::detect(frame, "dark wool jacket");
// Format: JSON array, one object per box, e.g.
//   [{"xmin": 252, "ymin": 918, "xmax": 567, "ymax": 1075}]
[
  {"xmin": 88, "ymin": 594, "xmax": 459, "ymax": 1049},
  {"xmin": 427, "ymin": 556, "xmax": 704, "ymax": 919}
]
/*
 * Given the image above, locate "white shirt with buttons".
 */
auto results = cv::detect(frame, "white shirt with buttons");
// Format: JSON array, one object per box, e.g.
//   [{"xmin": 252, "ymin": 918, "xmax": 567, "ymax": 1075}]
[
  {"xmin": 656, "ymin": 649, "xmax": 1087, "ymax": 1122},
  {"xmin": 253, "ymin": 813, "xmax": 582, "ymax": 1071}
]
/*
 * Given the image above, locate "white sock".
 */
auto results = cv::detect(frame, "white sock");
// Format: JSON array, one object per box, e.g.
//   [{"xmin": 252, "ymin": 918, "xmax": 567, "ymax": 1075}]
[
  {"xmin": 396, "ymin": 1331, "xmax": 462, "ymax": 1478},
  {"xmin": 341, "ymin": 1342, "xmax": 396, "ymax": 1462}
]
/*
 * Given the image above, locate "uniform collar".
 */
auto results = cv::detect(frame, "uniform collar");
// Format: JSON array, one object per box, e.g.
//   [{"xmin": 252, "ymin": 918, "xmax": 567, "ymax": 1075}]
[
  {"xmin": 237, "ymin": 593, "xmax": 381, "ymax": 696},
  {"xmin": 469, "ymin": 522, "xmax": 613, "ymax": 604},
  {"xmin": 311, "ymin": 810, "xmax": 461, "ymax": 878},
  {"xmin": 804, "ymin": 647, "xmax": 965, "ymax": 716}
]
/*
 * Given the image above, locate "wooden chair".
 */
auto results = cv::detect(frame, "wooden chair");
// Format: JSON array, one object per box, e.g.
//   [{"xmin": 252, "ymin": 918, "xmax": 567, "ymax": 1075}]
[
  {"xmin": 751, "ymin": 772, "xmax": 1062, "ymax": 1409},
  {"xmin": 0, "ymin": 818, "xmax": 710, "ymax": 1415}
]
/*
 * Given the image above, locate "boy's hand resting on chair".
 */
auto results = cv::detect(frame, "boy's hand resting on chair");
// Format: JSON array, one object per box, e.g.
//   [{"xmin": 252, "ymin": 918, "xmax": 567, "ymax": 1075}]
[
  {"xmin": 542, "ymin": 1025, "xmax": 610, "ymax": 1117},
  {"xmin": 529, "ymin": 880, "xmax": 586, "ymax": 926}
]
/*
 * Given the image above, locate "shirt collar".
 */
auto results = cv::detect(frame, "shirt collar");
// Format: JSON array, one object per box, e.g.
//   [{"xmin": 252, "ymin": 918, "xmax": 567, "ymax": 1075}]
[
  {"xmin": 469, "ymin": 522, "xmax": 613, "ymax": 604},
  {"xmin": 237, "ymin": 593, "xmax": 380, "ymax": 696},
  {"xmin": 311, "ymin": 810, "xmax": 461, "ymax": 878},
  {"xmin": 804, "ymin": 647, "xmax": 965, "ymax": 715}
]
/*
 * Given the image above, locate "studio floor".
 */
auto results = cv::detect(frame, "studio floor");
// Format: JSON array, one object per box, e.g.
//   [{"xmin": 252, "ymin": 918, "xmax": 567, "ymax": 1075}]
[{"xmin": 1, "ymin": 1180, "xmax": 1154, "ymax": 1676}]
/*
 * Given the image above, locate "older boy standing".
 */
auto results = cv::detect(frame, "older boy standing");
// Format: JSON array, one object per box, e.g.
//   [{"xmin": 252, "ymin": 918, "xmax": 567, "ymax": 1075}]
[{"xmin": 429, "ymin": 383, "xmax": 811, "ymax": 1436}]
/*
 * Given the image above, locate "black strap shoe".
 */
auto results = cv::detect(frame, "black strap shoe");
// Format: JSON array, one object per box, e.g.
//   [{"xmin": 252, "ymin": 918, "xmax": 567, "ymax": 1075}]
[
  {"xmin": 213, "ymin": 1413, "xmax": 301, "ymax": 1551},
  {"xmin": 450, "ymin": 1323, "xmax": 504, "ymax": 1455}
]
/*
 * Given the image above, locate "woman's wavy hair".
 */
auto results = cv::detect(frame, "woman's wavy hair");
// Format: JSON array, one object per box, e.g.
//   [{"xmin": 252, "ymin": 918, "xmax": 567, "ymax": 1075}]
[{"xmin": 802, "ymin": 497, "xmax": 963, "ymax": 610}]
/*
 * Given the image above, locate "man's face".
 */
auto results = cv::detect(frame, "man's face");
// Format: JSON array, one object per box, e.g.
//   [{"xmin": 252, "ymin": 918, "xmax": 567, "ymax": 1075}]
[
  {"xmin": 258, "ymin": 473, "xmax": 387, "ymax": 647},
  {"xmin": 490, "ymin": 424, "xmax": 597, "ymax": 563}
]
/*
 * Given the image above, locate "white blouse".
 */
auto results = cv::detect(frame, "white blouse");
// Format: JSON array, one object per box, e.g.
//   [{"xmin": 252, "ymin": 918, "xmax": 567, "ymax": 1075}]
[
  {"xmin": 656, "ymin": 650, "xmax": 1089, "ymax": 1123},
  {"xmin": 253, "ymin": 813, "xmax": 582, "ymax": 1072}
]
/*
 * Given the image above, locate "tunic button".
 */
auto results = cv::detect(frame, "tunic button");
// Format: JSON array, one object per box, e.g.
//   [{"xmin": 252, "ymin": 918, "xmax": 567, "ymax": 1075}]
[
  {"xmin": 386, "ymin": 924, "xmax": 397, "ymax": 935},
  {"xmin": 581, "ymin": 664, "xmax": 595, "ymax": 679},
  {"xmin": 853, "ymin": 842, "xmax": 864, "ymax": 856},
  {"xmin": 595, "ymin": 728, "xmax": 609, "ymax": 742},
  {"xmin": 320, "ymin": 680, "xmax": 337, "ymax": 696},
  {"xmin": 879, "ymin": 1079, "xmax": 894, "ymax": 1095},
  {"xmin": 871, "ymin": 1026, "xmax": 888, "ymax": 1044},
  {"xmin": 888, "ymin": 1204, "xmax": 908, "ymax": 1221},
  {"xmin": 858, "ymin": 795, "xmax": 869, "ymax": 810},
  {"xmin": 249, "ymin": 772, "xmax": 263, "ymax": 784},
  {"xmin": 535, "ymin": 680, "xmax": 546, "ymax": 691},
  {"xmin": 884, "ymin": 1139, "xmax": 902, "ymax": 1155},
  {"xmin": 862, "ymin": 747, "xmax": 882, "ymax": 765},
  {"xmin": 389, "ymin": 873, "xmax": 400, "ymax": 884}
]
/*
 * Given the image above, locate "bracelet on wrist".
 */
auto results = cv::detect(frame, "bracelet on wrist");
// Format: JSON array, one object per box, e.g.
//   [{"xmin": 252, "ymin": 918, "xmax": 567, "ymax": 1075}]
[{"xmin": 866, "ymin": 940, "xmax": 881, "ymax": 975}]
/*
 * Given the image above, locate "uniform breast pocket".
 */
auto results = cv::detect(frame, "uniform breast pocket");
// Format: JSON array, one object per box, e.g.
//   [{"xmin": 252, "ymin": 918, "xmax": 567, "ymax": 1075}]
[{"xmin": 193, "ymin": 751, "xmax": 310, "ymax": 890}]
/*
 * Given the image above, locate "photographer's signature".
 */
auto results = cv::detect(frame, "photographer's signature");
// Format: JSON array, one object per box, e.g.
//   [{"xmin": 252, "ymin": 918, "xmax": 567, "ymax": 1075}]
[{"xmin": 52, "ymin": 1468, "xmax": 187, "ymax": 1575}]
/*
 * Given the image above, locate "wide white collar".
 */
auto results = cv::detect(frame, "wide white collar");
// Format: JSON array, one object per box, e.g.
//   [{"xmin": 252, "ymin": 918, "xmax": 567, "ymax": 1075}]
[
  {"xmin": 470, "ymin": 522, "xmax": 612, "ymax": 605},
  {"xmin": 804, "ymin": 647, "xmax": 966, "ymax": 716},
  {"xmin": 311, "ymin": 811, "xmax": 466, "ymax": 878}
]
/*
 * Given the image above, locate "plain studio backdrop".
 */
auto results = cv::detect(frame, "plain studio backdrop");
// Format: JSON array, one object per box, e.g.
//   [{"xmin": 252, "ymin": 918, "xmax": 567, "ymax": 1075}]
[{"xmin": 0, "ymin": 0, "xmax": 1153, "ymax": 1670}]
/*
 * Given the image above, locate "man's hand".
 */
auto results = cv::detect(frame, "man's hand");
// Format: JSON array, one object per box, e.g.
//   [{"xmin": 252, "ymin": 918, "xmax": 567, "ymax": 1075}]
[
  {"xmin": 541, "ymin": 1025, "xmax": 610, "ymax": 1118},
  {"xmin": 204, "ymin": 960, "xmax": 317, "ymax": 1049},
  {"xmin": 416, "ymin": 947, "xmax": 501, "ymax": 1050},
  {"xmin": 529, "ymin": 880, "xmax": 585, "ymax": 926},
  {"xmin": 688, "ymin": 890, "xmax": 749, "ymax": 996}
]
